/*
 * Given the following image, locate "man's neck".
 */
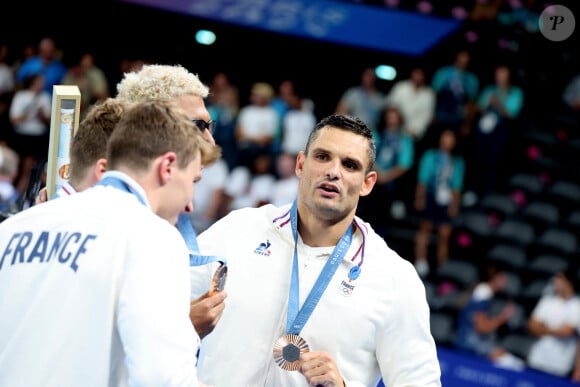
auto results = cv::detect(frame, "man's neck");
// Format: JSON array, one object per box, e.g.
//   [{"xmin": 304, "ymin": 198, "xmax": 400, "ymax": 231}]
[{"xmin": 297, "ymin": 207, "xmax": 354, "ymax": 247}]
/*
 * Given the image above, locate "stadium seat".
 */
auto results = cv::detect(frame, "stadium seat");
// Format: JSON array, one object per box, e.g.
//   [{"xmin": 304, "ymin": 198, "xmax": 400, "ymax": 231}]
[
  {"xmin": 430, "ymin": 311, "xmax": 456, "ymax": 346},
  {"xmin": 526, "ymin": 254, "xmax": 569, "ymax": 282},
  {"xmin": 479, "ymin": 192, "xmax": 518, "ymax": 221},
  {"xmin": 529, "ymin": 227, "xmax": 577, "ymax": 258},
  {"xmin": 561, "ymin": 210, "xmax": 580, "ymax": 235},
  {"xmin": 491, "ymin": 218, "xmax": 535, "ymax": 248},
  {"xmin": 487, "ymin": 244, "xmax": 527, "ymax": 271},
  {"xmin": 435, "ymin": 259, "xmax": 479, "ymax": 290},
  {"xmin": 500, "ymin": 332, "xmax": 537, "ymax": 361},
  {"xmin": 451, "ymin": 210, "xmax": 496, "ymax": 260},
  {"xmin": 519, "ymin": 200, "xmax": 559, "ymax": 234},
  {"xmin": 544, "ymin": 180, "xmax": 580, "ymax": 214},
  {"xmin": 508, "ymin": 173, "xmax": 544, "ymax": 203}
]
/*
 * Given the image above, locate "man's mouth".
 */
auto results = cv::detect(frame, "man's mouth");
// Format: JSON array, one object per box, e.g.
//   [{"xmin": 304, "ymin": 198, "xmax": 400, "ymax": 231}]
[{"xmin": 318, "ymin": 182, "xmax": 339, "ymax": 194}]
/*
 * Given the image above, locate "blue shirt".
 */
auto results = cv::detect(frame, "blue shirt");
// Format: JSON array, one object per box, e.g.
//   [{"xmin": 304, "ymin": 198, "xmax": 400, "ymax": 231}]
[{"xmin": 16, "ymin": 57, "xmax": 67, "ymax": 94}]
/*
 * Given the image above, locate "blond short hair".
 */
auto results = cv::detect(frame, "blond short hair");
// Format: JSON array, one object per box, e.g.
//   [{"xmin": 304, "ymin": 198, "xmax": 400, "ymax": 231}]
[
  {"xmin": 116, "ymin": 64, "xmax": 209, "ymax": 103},
  {"xmin": 107, "ymin": 101, "xmax": 218, "ymax": 172}
]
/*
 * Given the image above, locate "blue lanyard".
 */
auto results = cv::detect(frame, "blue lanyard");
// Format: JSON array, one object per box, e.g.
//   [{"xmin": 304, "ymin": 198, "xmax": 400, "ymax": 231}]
[
  {"xmin": 97, "ymin": 175, "xmax": 147, "ymax": 206},
  {"xmin": 286, "ymin": 200, "xmax": 353, "ymax": 335},
  {"xmin": 177, "ymin": 213, "xmax": 226, "ymax": 266}
]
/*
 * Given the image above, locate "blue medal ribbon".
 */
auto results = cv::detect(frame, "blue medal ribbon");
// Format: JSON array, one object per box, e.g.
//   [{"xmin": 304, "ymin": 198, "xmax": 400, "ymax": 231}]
[
  {"xmin": 177, "ymin": 213, "xmax": 226, "ymax": 266},
  {"xmin": 97, "ymin": 175, "xmax": 148, "ymax": 206},
  {"xmin": 286, "ymin": 199, "xmax": 353, "ymax": 335}
]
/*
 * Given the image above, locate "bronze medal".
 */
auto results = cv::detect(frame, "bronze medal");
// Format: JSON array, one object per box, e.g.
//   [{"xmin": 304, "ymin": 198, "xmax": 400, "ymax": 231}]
[
  {"xmin": 272, "ymin": 334, "xmax": 309, "ymax": 371},
  {"xmin": 210, "ymin": 264, "xmax": 227, "ymax": 294}
]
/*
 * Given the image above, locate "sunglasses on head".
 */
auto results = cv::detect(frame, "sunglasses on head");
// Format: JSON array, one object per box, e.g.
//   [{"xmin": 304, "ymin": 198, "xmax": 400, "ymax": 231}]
[{"xmin": 191, "ymin": 119, "xmax": 216, "ymax": 135}]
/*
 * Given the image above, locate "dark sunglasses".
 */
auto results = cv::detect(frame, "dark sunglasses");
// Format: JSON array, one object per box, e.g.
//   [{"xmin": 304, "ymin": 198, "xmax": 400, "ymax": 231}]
[{"xmin": 192, "ymin": 119, "xmax": 216, "ymax": 135}]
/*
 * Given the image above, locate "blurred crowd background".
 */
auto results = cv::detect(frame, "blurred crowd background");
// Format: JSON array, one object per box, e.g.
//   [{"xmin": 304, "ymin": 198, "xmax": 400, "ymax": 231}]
[{"xmin": 1, "ymin": 0, "xmax": 579, "ymax": 383}]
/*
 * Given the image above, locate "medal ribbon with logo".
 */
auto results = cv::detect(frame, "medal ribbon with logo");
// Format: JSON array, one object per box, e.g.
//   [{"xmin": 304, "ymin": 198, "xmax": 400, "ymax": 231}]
[{"xmin": 273, "ymin": 200, "xmax": 354, "ymax": 371}]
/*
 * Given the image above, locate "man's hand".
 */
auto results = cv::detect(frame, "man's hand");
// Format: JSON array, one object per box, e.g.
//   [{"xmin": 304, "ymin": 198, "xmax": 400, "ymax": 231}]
[
  {"xmin": 300, "ymin": 351, "xmax": 345, "ymax": 387},
  {"xmin": 189, "ymin": 290, "xmax": 227, "ymax": 339},
  {"xmin": 35, "ymin": 187, "xmax": 48, "ymax": 205}
]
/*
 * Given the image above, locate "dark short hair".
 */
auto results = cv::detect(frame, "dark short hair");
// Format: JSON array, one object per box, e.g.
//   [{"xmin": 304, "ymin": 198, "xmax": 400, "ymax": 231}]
[{"xmin": 305, "ymin": 114, "xmax": 376, "ymax": 173}]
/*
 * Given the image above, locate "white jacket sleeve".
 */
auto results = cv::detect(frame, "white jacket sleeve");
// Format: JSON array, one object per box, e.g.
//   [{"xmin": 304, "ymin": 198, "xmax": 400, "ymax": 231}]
[
  {"xmin": 117, "ymin": 225, "xmax": 201, "ymax": 386},
  {"xmin": 377, "ymin": 261, "xmax": 441, "ymax": 387}
]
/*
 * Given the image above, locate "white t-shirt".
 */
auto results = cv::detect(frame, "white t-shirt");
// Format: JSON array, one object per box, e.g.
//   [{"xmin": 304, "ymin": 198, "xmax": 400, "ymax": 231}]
[
  {"xmin": 282, "ymin": 109, "xmax": 316, "ymax": 155},
  {"xmin": 9, "ymin": 89, "xmax": 51, "ymax": 136},
  {"xmin": 190, "ymin": 159, "xmax": 229, "ymax": 233},
  {"xmin": 0, "ymin": 63, "xmax": 15, "ymax": 94},
  {"xmin": 270, "ymin": 177, "xmax": 299, "ymax": 207},
  {"xmin": 224, "ymin": 165, "xmax": 276, "ymax": 210},
  {"xmin": 0, "ymin": 171, "xmax": 201, "ymax": 387},
  {"xmin": 386, "ymin": 80, "xmax": 436, "ymax": 140},
  {"xmin": 527, "ymin": 294, "xmax": 580, "ymax": 376},
  {"xmin": 191, "ymin": 203, "xmax": 441, "ymax": 387},
  {"xmin": 236, "ymin": 105, "xmax": 279, "ymax": 141}
]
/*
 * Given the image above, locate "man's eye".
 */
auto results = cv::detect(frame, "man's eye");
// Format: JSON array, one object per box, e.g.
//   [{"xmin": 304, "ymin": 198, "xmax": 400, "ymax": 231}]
[{"xmin": 344, "ymin": 161, "xmax": 358, "ymax": 170}]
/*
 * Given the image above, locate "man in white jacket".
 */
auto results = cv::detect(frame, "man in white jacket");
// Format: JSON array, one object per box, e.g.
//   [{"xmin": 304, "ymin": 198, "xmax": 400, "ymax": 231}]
[
  {"xmin": 0, "ymin": 101, "xmax": 218, "ymax": 387},
  {"xmin": 191, "ymin": 114, "xmax": 441, "ymax": 386}
]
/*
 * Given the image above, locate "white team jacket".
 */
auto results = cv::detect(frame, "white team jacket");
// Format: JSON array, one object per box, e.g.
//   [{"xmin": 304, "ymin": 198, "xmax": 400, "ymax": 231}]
[
  {"xmin": 0, "ymin": 172, "xmax": 201, "ymax": 387},
  {"xmin": 192, "ymin": 203, "xmax": 441, "ymax": 387}
]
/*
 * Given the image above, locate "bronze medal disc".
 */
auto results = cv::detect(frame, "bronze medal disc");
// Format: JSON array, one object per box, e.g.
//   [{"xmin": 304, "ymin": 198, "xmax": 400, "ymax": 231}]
[
  {"xmin": 210, "ymin": 264, "xmax": 227, "ymax": 294},
  {"xmin": 272, "ymin": 334, "xmax": 309, "ymax": 371}
]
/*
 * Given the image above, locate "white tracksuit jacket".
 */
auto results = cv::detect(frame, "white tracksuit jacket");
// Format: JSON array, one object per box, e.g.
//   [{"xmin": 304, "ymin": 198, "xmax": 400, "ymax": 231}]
[
  {"xmin": 191, "ymin": 203, "xmax": 441, "ymax": 387},
  {"xmin": 0, "ymin": 171, "xmax": 201, "ymax": 387}
]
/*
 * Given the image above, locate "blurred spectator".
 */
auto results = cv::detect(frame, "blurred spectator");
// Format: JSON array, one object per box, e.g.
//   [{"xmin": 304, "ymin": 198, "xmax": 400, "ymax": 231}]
[
  {"xmin": 386, "ymin": 66, "xmax": 435, "ymax": 154},
  {"xmin": 471, "ymin": 64, "xmax": 523, "ymax": 197},
  {"xmin": 234, "ymin": 82, "xmax": 278, "ymax": 170},
  {"xmin": 189, "ymin": 157, "xmax": 229, "ymax": 234},
  {"xmin": 222, "ymin": 151, "xmax": 276, "ymax": 213},
  {"xmin": 526, "ymin": 267, "xmax": 580, "ymax": 378},
  {"xmin": 15, "ymin": 37, "xmax": 67, "ymax": 95},
  {"xmin": 62, "ymin": 52, "xmax": 110, "ymax": 118},
  {"xmin": 280, "ymin": 93, "xmax": 316, "ymax": 157},
  {"xmin": 0, "ymin": 144, "xmax": 19, "ymax": 213},
  {"xmin": 413, "ymin": 129, "xmax": 465, "ymax": 278},
  {"xmin": 0, "ymin": 43, "xmax": 15, "ymax": 143},
  {"xmin": 454, "ymin": 264, "xmax": 525, "ymax": 371},
  {"xmin": 431, "ymin": 49, "xmax": 479, "ymax": 136},
  {"xmin": 11, "ymin": 42, "xmax": 36, "ymax": 77},
  {"xmin": 8, "ymin": 73, "xmax": 51, "ymax": 196},
  {"xmin": 269, "ymin": 151, "xmax": 299, "ymax": 207},
  {"xmin": 271, "ymin": 80, "xmax": 315, "ymax": 147},
  {"xmin": 108, "ymin": 57, "xmax": 148, "ymax": 97},
  {"xmin": 563, "ymin": 73, "xmax": 580, "ymax": 126},
  {"xmin": 358, "ymin": 106, "xmax": 414, "ymax": 227},
  {"xmin": 271, "ymin": 79, "xmax": 299, "ymax": 155},
  {"xmin": 335, "ymin": 67, "xmax": 387, "ymax": 140},
  {"xmin": 207, "ymin": 71, "xmax": 240, "ymax": 170}
]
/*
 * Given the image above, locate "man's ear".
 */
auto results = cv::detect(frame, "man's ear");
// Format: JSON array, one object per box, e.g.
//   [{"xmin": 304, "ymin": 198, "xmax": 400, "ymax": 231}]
[
  {"xmin": 94, "ymin": 158, "xmax": 107, "ymax": 181},
  {"xmin": 360, "ymin": 170, "xmax": 377, "ymax": 197},
  {"xmin": 158, "ymin": 152, "xmax": 177, "ymax": 185},
  {"xmin": 295, "ymin": 151, "xmax": 305, "ymax": 178}
]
